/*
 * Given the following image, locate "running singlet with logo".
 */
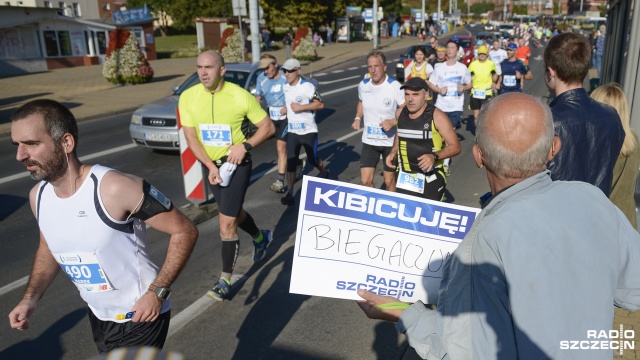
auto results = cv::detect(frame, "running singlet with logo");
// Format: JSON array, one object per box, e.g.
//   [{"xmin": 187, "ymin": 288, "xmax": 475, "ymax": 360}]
[
  {"xmin": 256, "ymin": 71, "xmax": 288, "ymax": 120},
  {"xmin": 500, "ymin": 59, "xmax": 529, "ymax": 93},
  {"xmin": 358, "ymin": 75, "xmax": 405, "ymax": 147},
  {"xmin": 283, "ymin": 78, "xmax": 319, "ymax": 135},
  {"xmin": 430, "ymin": 62, "xmax": 472, "ymax": 113},
  {"xmin": 396, "ymin": 105, "xmax": 444, "ymax": 173},
  {"xmin": 35, "ymin": 165, "xmax": 170, "ymax": 322},
  {"xmin": 179, "ymin": 82, "xmax": 267, "ymax": 161}
]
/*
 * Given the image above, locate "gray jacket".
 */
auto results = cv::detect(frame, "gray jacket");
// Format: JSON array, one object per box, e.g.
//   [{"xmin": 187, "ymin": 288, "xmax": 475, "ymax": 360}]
[{"xmin": 397, "ymin": 171, "xmax": 640, "ymax": 359}]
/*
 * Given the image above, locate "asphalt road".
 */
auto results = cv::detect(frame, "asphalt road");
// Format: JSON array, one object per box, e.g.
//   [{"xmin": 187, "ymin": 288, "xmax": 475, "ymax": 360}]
[{"xmin": 0, "ymin": 31, "xmax": 550, "ymax": 360}]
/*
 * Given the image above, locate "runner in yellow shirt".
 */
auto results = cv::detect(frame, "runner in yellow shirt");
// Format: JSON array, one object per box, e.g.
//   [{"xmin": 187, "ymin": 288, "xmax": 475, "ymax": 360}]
[{"xmin": 467, "ymin": 45, "xmax": 498, "ymax": 125}]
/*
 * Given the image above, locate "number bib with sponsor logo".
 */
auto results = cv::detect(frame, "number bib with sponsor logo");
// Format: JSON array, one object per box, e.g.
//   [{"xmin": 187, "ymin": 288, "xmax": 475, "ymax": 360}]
[
  {"xmin": 54, "ymin": 252, "xmax": 113, "ymax": 292},
  {"xmin": 503, "ymin": 75, "xmax": 517, "ymax": 87},
  {"xmin": 472, "ymin": 89, "xmax": 487, "ymax": 99},
  {"xmin": 269, "ymin": 106, "xmax": 286, "ymax": 121},
  {"xmin": 396, "ymin": 169, "xmax": 426, "ymax": 194},
  {"xmin": 366, "ymin": 125, "xmax": 388, "ymax": 139},
  {"xmin": 289, "ymin": 122, "xmax": 306, "ymax": 132},
  {"xmin": 445, "ymin": 87, "xmax": 459, "ymax": 97},
  {"xmin": 199, "ymin": 124, "xmax": 232, "ymax": 147}
]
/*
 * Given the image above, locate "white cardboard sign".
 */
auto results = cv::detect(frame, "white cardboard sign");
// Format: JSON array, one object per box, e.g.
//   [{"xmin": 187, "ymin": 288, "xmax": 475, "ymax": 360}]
[{"xmin": 290, "ymin": 177, "xmax": 481, "ymax": 304}]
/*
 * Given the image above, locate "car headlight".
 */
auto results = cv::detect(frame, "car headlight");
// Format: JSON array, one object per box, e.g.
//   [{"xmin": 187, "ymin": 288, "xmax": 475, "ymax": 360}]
[
  {"xmin": 131, "ymin": 113, "xmax": 142, "ymax": 125},
  {"xmin": 396, "ymin": 63, "xmax": 404, "ymax": 69}
]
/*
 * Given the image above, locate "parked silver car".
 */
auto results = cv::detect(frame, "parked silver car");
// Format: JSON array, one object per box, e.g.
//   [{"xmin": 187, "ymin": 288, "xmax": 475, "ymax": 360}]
[{"xmin": 129, "ymin": 62, "xmax": 262, "ymax": 151}]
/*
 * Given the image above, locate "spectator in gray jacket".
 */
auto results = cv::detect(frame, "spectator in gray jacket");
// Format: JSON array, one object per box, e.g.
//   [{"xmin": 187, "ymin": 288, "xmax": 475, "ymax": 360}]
[{"xmin": 357, "ymin": 92, "xmax": 640, "ymax": 359}]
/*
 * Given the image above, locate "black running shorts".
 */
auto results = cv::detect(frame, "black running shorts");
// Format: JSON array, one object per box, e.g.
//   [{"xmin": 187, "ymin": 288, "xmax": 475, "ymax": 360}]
[{"xmin": 360, "ymin": 143, "xmax": 395, "ymax": 172}]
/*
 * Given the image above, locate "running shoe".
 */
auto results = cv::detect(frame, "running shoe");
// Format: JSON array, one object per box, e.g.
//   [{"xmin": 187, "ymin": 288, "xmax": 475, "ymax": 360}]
[
  {"xmin": 270, "ymin": 179, "xmax": 285, "ymax": 193},
  {"xmin": 253, "ymin": 230, "xmax": 272, "ymax": 263},
  {"xmin": 207, "ymin": 279, "xmax": 230, "ymax": 301},
  {"xmin": 281, "ymin": 192, "xmax": 295, "ymax": 206},
  {"xmin": 296, "ymin": 159, "xmax": 306, "ymax": 181}
]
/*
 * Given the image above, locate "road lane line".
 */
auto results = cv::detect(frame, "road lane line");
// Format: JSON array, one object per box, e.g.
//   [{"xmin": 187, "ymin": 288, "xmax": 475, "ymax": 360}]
[
  {"xmin": 331, "ymin": 70, "xmax": 344, "ymax": 73},
  {"xmin": 0, "ymin": 276, "xmax": 28, "ymax": 297},
  {"xmin": 314, "ymin": 72, "xmax": 328, "ymax": 76},
  {"xmin": 347, "ymin": 67, "xmax": 359, "ymax": 70},
  {"xmin": 321, "ymin": 84, "xmax": 359, "ymax": 96},
  {"xmin": 318, "ymin": 75, "xmax": 360, "ymax": 85},
  {"xmin": 250, "ymin": 129, "xmax": 363, "ymax": 182},
  {"xmin": 0, "ymin": 143, "xmax": 138, "ymax": 185}
]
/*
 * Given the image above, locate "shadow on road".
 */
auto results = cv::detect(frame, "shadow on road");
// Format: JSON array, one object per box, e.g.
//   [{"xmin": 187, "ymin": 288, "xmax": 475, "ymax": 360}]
[{"xmin": 0, "ymin": 308, "xmax": 86, "ymax": 360}]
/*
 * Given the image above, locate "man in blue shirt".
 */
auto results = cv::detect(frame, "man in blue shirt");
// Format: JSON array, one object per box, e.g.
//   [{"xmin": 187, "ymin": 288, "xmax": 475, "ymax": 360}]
[
  {"xmin": 255, "ymin": 54, "xmax": 303, "ymax": 193},
  {"xmin": 497, "ymin": 42, "xmax": 532, "ymax": 94}
]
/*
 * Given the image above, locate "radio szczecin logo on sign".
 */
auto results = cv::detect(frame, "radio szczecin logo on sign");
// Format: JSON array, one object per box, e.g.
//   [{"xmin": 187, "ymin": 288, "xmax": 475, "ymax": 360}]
[{"xmin": 560, "ymin": 326, "xmax": 635, "ymax": 354}]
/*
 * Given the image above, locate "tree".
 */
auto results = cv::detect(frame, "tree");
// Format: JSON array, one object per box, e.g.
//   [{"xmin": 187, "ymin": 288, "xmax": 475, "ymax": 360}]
[
  {"xmin": 126, "ymin": 0, "xmax": 172, "ymax": 36},
  {"xmin": 470, "ymin": 2, "xmax": 495, "ymax": 14}
]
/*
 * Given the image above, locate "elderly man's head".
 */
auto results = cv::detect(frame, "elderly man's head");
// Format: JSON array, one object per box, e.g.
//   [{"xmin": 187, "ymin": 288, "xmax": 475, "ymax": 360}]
[{"xmin": 474, "ymin": 93, "xmax": 559, "ymax": 179}]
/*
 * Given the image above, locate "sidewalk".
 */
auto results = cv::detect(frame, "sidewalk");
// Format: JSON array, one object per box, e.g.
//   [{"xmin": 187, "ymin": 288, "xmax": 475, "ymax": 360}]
[{"xmin": 0, "ymin": 35, "xmax": 422, "ymax": 137}]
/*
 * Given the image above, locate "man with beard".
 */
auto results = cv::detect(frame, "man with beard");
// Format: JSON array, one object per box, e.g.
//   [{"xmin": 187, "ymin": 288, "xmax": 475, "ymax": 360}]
[
  {"xmin": 9, "ymin": 99, "xmax": 198, "ymax": 353},
  {"xmin": 385, "ymin": 77, "xmax": 460, "ymax": 200}
]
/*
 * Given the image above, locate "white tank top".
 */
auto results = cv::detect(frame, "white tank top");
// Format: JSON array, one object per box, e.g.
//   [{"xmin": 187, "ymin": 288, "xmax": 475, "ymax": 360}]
[{"xmin": 36, "ymin": 165, "xmax": 170, "ymax": 322}]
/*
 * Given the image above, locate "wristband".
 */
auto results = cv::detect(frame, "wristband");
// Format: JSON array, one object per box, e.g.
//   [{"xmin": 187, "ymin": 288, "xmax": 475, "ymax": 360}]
[
  {"xmin": 376, "ymin": 302, "xmax": 411, "ymax": 310},
  {"xmin": 354, "ymin": 117, "xmax": 362, "ymax": 121}
]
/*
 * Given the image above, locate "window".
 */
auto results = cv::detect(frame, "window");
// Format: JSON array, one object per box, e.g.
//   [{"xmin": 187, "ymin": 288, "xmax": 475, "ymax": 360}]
[
  {"xmin": 72, "ymin": 2, "xmax": 80, "ymax": 16},
  {"xmin": 44, "ymin": 1, "xmax": 52, "ymax": 7},
  {"xmin": 42, "ymin": 30, "xmax": 80, "ymax": 57},
  {"xmin": 96, "ymin": 31, "xmax": 107, "ymax": 54},
  {"xmin": 17, "ymin": 1, "xmax": 23, "ymax": 4},
  {"xmin": 43, "ymin": 30, "xmax": 59, "ymax": 56},
  {"xmin": 102, "ymin": 3, "xmax": 109, "ymax": 10},
  {"xmin": 58, "ymin": 1, "xmax": 64, "ymax": 8},
  {"xmin": 57, "ymin": 31, "xmax": 72, "ymax": 56}
]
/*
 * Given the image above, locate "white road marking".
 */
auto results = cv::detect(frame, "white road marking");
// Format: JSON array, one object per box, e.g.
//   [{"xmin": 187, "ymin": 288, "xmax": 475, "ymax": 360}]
[
  {"xmin": 0, "ymin": 143, "xmax": 138, "ymax": 185},
  {"xmin": 318, "ymin": 75, "xmax": 361, "ymax": 85},
  {"xmin": 347, "ymin": 67, "xmax": 359, "ymax": 70},
  {"xmin": 251, "ymin": 129, "xmax": 363, "ymax": 182},
  {"xmin": 331, "ymin": 70, "xmax": 344, "ymax": 73},
  {"xmin": 314, "ymin": 72, "xmax": 328, "ymax": 76}
]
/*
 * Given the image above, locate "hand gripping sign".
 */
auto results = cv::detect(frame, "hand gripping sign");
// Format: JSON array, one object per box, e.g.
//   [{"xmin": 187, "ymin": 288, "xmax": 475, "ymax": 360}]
[{"xmin": 290, "ymin": 177, "xmax": 480, "ymax": 304}]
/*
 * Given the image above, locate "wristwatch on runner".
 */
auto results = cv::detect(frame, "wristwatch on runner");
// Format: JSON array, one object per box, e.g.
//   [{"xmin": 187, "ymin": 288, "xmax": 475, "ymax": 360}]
[{"xmin": 149, "ymin": 284, "xmax": 172, "ymax": 301}]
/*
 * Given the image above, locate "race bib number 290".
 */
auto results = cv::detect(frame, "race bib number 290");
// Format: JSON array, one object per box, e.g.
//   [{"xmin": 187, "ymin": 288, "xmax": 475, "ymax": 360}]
[{"xmin": 54, "ymin": 252, "xmax": 113, "ymax": 292}]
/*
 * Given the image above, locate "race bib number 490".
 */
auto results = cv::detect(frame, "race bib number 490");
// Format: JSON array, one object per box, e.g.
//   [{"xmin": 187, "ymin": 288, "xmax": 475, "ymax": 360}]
[
  {"xmin": 54, "ymin": 252, "xmax": 113, "ymax": 292},
  {"xmin": 199, "ymin": 124, "xmax": 232, "ymax": 147}
]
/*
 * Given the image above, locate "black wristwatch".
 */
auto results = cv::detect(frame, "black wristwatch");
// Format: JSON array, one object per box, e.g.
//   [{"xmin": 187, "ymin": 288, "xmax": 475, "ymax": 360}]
[
  {"xmin": 149, "ymin": 284, "xmax": 172, "ymax": 301},
  {"xmin": 243, "ymin": 142, "xmax": 253, "ymax": 151},
  {"xmin": 432, "ymin": 153, "xmax": 440, "ymax": 162}
]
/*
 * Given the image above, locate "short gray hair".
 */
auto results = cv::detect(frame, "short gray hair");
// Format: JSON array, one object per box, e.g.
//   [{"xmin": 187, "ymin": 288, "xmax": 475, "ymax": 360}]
[{"xmin": 476, "ymin": 95, "xmax": 554, "ymax": 178}]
